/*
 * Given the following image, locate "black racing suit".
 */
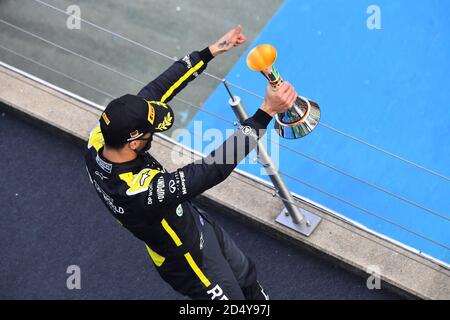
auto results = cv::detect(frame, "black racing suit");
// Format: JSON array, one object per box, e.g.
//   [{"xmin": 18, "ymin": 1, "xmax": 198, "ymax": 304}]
[{"xmin": 85, "ymin": 47, "xmax": 271, "ymax": 300}]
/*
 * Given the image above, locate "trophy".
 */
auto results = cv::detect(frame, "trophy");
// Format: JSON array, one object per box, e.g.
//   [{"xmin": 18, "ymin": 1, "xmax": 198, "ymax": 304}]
[{"xmin": 246, "ymin": 44, "xmax": 321, "ymax": 139}]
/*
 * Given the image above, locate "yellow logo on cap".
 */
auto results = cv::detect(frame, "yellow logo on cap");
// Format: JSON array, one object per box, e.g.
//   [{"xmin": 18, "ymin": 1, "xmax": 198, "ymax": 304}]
[
  {"xmin": 148, "ymin": 101, "xmax": 168, "ymax": 109},
  {"xmin": 156, "ymin": 112, "xmax": 173, "ymax": 131},
  {"xmin": 102, "ymin": 112, "xmax": 111, "ymax": 125},
  {"xmin": 147, "ymin": 101, "xmax": 155, "ymax": 125}
]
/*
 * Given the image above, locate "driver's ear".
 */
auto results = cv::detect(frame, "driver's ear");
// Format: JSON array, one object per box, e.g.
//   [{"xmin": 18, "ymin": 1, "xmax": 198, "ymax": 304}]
[{"xmin": 128, "ymin": 140, "xmax": 139, "ymax": 151}]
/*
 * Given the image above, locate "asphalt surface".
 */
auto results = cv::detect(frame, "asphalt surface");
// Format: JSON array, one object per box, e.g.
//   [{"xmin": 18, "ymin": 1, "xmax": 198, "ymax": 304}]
[{"xmin": 0, "ymin": 109, "xmax": 400, "ymax": 300}]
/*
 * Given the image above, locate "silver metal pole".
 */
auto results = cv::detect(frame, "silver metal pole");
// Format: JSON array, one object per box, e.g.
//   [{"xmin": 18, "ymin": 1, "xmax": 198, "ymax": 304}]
[
  {"xmin": 228, "ymin": 95, "xmax": 305, "ymax": 225},
  {"xmin": 222, "ymin": 81, "xmax": 321, "ymax": 236}
]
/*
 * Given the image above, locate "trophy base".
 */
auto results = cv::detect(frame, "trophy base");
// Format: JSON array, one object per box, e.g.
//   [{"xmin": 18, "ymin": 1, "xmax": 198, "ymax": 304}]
[
  {"xmin": 274, "ymin": 97, "xmax": 321, "ymax": 139},
  {"xmin": 276, "ymin": 207, "xmax": 321, "ymax": 237}
]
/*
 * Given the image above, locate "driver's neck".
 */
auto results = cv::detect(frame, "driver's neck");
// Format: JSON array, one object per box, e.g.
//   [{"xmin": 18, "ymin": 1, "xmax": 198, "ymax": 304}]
[{"xmin": 102, "ymin": 146, "xmax": 137, "ymax": 164}]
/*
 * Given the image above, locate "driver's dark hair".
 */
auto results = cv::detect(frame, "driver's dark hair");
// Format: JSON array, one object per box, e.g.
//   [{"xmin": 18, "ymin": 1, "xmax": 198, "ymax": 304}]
[{"xmin": 104, "ymin": 136, "xmax": 127, "ymax": 150}]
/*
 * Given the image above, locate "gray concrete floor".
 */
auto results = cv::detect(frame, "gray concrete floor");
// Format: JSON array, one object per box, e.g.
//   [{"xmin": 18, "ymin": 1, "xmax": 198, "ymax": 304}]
[{"xmin": 0, "ymin": 0, "xmax": 283, "ymax": 131}]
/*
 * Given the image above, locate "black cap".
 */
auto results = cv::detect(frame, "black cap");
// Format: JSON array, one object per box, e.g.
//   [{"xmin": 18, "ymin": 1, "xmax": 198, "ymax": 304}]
[{"xmin": 100, "ymin": 94, "xmax": 175, "ymax": 145}]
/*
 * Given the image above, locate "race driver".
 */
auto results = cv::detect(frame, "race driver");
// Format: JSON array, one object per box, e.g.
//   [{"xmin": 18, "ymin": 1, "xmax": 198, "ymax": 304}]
[{"xmin": 85, "ymin": 25, "xmax": 298, "ymax": 300}]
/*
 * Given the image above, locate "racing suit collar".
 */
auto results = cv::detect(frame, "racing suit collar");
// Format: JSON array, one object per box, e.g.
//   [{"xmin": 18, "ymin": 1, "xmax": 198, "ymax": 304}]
[{"xmin": 99, "ymin": 146, "xmax": 146, "ymax": 169}]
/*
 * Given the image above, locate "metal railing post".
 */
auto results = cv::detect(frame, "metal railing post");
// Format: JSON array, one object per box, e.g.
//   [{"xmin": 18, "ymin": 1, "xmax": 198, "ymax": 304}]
[{"xmin": 223, "ymin": 80, "xmax": 321, "ymax": 236}]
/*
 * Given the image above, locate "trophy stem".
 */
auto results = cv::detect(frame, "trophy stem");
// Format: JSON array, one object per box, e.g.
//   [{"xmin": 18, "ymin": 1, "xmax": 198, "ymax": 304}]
[{"xmin": 260, "ymin": 65, "xmax": 283, "ymax": 90}]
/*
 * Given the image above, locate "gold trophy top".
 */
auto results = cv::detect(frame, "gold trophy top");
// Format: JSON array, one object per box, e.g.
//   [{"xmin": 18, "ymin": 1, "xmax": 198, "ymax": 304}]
[{"xmin": 246, "ymin": 44, "xmax": 278, "ymax": 72}]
